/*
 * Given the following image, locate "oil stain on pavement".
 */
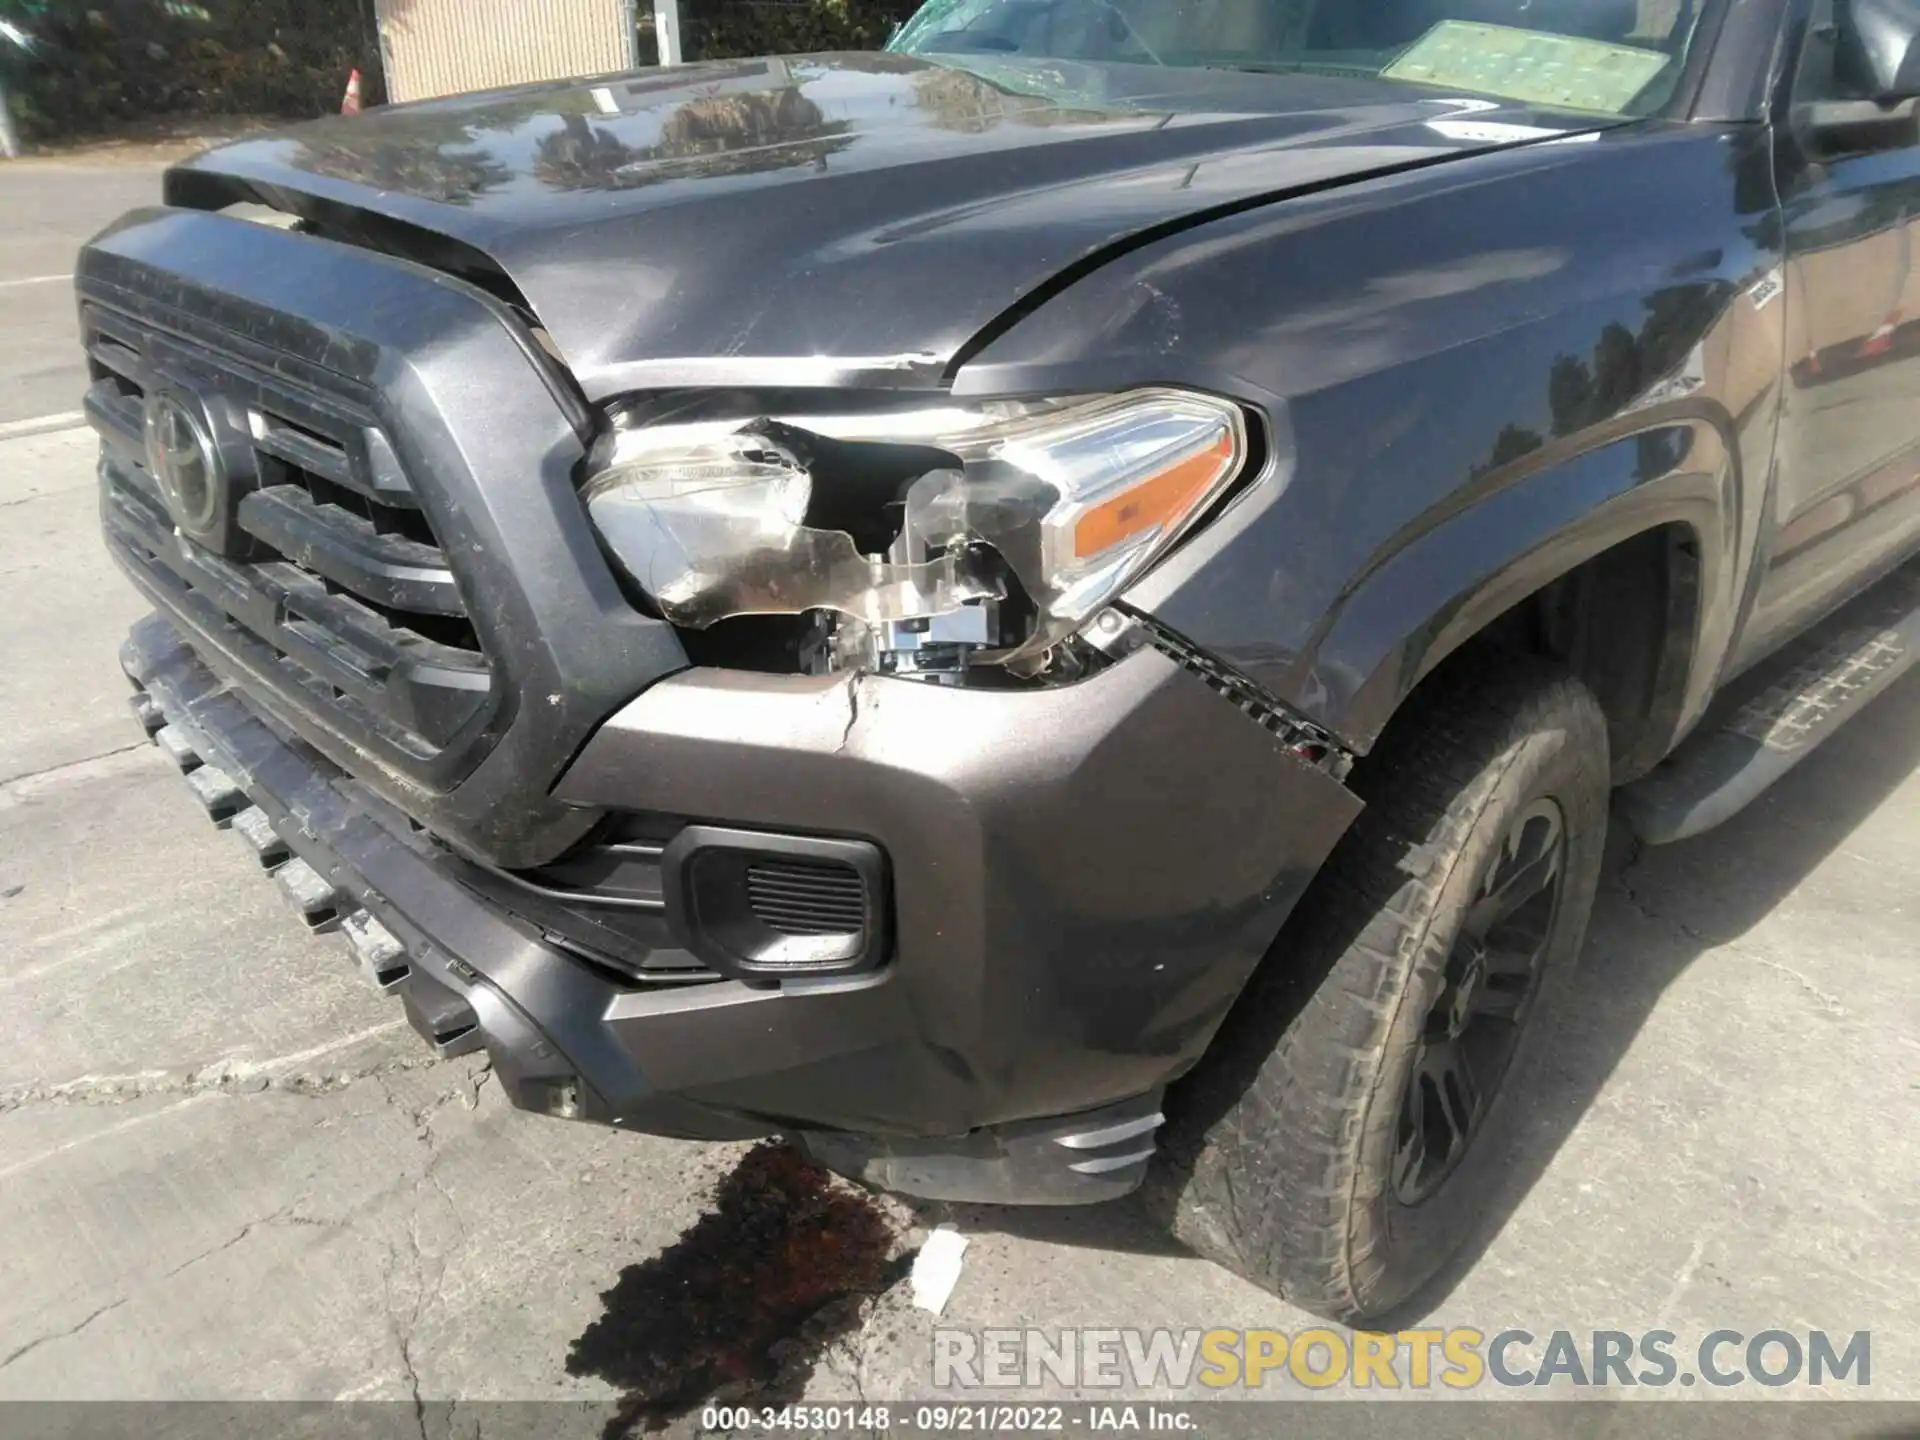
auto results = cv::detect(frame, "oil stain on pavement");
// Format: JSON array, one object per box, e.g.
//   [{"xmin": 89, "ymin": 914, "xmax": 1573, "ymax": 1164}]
[{"xmin": 567, "ymin": 1141, "xmax": 910, "ymax": 1435}]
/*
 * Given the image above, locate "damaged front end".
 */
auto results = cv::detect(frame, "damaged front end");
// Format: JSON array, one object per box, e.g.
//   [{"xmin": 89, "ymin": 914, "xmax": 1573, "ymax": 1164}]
[{"xmin": 579, "ymin": 389, "xmax": 1246, "ymax": 686}]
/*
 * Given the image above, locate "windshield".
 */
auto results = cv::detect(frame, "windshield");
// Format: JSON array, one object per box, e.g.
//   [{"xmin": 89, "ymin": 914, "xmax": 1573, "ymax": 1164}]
[{"xmin": 890, "ymin": 0, "xmax": 1708, "ymax": 115}]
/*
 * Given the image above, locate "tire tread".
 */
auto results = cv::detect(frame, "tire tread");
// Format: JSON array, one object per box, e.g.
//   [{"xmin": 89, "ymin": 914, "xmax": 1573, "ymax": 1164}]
[{"xmin": 1161, "ymin": 652, "xmax": 1610, "ymax": 1319}]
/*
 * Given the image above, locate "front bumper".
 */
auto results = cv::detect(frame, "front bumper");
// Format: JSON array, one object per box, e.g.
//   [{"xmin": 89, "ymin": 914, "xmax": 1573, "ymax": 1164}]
[{"xmin": 123, "ymin": 609, "xmax": 1360, "ymax": 1202}]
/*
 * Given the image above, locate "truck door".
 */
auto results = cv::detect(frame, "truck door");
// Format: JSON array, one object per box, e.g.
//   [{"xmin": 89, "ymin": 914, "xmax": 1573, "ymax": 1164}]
[{"xmin": 1741, "ymin": 0, "xmax": 1920, "ymax": 663}]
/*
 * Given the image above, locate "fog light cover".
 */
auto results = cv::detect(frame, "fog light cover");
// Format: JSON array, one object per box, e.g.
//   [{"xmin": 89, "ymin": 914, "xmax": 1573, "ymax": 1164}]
[{"xmin": 661, "ymin": 826, "xmax": 889, "ymax": 978}]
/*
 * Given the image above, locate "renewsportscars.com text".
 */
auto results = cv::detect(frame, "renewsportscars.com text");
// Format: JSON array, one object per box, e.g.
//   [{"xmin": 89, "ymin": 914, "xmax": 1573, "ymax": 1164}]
[{"xmin": 932, "ymin": 1327, "xmax": 1871, "ymax": 1391}]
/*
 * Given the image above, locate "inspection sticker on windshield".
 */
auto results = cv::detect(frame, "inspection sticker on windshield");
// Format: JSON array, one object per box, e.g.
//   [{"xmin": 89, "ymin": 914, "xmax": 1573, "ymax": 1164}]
[{"xmin": 1385, "ymin": 21, "xmax": 1670, "ymax": 115}]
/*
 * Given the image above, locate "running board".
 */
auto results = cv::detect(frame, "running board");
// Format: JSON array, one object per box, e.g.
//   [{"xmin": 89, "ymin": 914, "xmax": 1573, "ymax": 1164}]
[{"xmin": 1619, "ymin": 564, "xmax": 1920, "ymax": 844}]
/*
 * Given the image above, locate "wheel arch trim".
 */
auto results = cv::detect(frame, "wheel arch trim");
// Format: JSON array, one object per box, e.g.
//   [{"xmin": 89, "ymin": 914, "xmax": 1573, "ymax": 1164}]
[{"xmin": 1310, "ymin": 419, "xmax": 1742, "ymax": 768}]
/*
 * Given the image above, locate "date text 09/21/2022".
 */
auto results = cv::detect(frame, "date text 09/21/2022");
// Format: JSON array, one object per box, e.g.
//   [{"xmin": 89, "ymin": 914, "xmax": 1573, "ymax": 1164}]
[{"xmin": 698, "ymin": 1406, "xmax": 1194, "ymax": 1432}]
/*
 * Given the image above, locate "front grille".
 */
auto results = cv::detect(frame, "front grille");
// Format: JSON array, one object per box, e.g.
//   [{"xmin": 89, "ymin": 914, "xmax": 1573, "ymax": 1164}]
[
  {"xmin": 85, "ymin": 301, "xmax": 495, "ymax": 763},
  {"xmin": 744, "ymin": 859, "xmax": 868, "ymax": 936}
]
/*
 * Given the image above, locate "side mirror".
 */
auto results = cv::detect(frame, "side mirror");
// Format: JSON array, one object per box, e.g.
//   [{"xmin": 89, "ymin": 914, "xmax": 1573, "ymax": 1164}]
[
  {"xmin": 1797, "ymin": 93, "xmax": 1920, "ymax": 151},
  {"xmin": 1848, "ymin": 0, "xmax": 1920, "ymax": 95},
  {"xmin": 1797, "ymin": 0, "xmax": 1920, "ymax": 151}
]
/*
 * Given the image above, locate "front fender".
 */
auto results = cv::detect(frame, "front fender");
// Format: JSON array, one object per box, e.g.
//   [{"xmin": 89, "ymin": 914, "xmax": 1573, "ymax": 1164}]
[
  {"xmin": 954, "ymin": 121, "xmax": 1784, "ymax": 761},
  {"xmin": 1307, "ymin": 422, "xmax": 1736, "ymax": 757}
]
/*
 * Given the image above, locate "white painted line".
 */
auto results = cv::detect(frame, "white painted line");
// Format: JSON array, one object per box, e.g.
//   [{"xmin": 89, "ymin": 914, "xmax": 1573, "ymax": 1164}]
[
  {"xmin": 0, "ymin": 410, "xmax": 87, "ymax": 440},
  {"xmin": 0, "ymin": 1094, "xmax": 220, "ymax": 1184},
  {"xmin": 0, "ymin": 272, "xmax": 71, "ymax": 290},
  {"xmin": 220, "ymin": 1018, "xmax": 410, "ymax": 1079}
]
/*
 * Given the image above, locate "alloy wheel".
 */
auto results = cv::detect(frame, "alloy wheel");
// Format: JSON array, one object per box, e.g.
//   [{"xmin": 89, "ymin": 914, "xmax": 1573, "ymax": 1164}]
[{"xmin": 1391, "ymin": 797, "xmax": 1566, "ymax": 1205}]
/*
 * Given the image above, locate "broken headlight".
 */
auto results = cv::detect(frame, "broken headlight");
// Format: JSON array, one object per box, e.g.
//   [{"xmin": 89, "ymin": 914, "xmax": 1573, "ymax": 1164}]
[{"xmin": 580, "ymin": 389, "xmax": 1245, "ymax": 681}]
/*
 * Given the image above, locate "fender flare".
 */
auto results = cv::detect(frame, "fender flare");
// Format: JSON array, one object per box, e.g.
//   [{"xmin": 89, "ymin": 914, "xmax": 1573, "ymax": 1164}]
[{"xmin": 1310, "ymin": 417, "xmax": 1744, "ymax": 772}]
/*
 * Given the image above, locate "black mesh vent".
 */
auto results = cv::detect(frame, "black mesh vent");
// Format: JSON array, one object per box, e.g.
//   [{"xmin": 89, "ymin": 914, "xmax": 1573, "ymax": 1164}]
[{"xmin": 743, "ymin": 859, "xmax": 868, "ymax": 937}]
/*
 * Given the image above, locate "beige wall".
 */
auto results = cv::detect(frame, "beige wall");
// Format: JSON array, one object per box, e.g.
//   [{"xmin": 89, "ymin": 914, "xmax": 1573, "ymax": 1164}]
[{"xmin": 377, "ymin": 0, "xmax": 635, "ymax": 103}]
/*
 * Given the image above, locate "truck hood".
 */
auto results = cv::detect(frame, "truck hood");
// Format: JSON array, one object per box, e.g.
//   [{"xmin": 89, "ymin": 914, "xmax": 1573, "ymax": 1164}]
[{"xmin": 168, "ymin": 52, "xmax": 1611, "ymax": 400}]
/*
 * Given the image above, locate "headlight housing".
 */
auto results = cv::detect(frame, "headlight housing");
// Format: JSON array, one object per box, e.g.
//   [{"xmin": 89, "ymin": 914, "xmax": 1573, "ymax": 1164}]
[{"xmin": 581, "ymin": 388, "xmax": 1246, "ymax": 680}]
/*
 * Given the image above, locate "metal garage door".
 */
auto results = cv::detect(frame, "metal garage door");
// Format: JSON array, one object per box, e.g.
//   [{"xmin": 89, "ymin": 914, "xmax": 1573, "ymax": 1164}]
[{"xmin": 376, "ymin": 0, "xmax": 639, "ymax": 103}]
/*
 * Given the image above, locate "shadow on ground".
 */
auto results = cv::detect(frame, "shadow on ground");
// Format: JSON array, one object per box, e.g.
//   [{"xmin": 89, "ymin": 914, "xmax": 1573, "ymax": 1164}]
[{"xmin": 926, "ymin": 669, "xmax": 1920, "ymax": 1318}]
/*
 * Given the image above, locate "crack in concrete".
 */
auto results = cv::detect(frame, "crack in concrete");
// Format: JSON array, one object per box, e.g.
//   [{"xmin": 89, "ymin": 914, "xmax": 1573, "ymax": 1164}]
[
  {"xmin": 1611, "ymin": 876, "xmax": 1710, "ymax": 942},
  {"xmin": 1610, "ymin": 843, "xmax": 1713, "ymax": 944},
  {"xmin": 405, "ymin": 1060, "xmax": 493, "ymax": 1139},
  {"xmin": 0, "ymin": 485, "xmax": 93, "ymax": 511},
  {"xmin": 1609, "ymin": 849, "xmax": 1849, "ymax": 1019},
  {"xmin": 838, "ymin": 678, "xmax": 861, "ymax": 754},
  {"xmin": 377, "ymin": 1206, "xmax": 431, "ymax": 1440},
  {"xmin": 158, "ymin": 1205, "xmax": 338, "ymax": 1281},
  {"xmin": 399, "ymin": 1330, "xmax": 429, "ymax": 1440},
  {"xmin": 0, "ymin": 1295, "xmax": 129, "ymax": 1373},
  {"xmin": 0, "ymin": 1051, "xmax": 442, "ymax": 1113},
  {"xmin": 162, "ymin": 1220, "xmax": 271, "ymax": 1280},
  {"xmin": 372, "ymin": 1069, "xmax": 474, "ymax": 1437},
  {"xmin": 1753, "ymin": 957, "xmax": 1848, "ymax": 1017},
  {"xmin": 0, "ymin": 741, "xmax": 147, "ymax": 791}
]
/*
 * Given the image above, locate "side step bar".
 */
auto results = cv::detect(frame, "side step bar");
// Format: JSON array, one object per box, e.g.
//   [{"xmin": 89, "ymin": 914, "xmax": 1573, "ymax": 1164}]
[{"xmin": 1619, "ymin": 565, "xmax": 1920, "ymax": 844}]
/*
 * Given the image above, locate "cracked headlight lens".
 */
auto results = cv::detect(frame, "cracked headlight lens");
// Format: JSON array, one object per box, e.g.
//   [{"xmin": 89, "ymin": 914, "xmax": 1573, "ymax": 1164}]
[{"xmin": 580, "ymin": 388, "xmax": 1245, "ymax": 665}]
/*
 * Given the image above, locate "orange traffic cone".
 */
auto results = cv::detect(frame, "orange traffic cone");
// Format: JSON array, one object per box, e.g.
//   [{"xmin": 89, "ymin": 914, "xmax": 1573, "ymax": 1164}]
[
  {"xmin": 341, "ymin": 68, "xmax": 363, "ymax": 116},
  {"xmin": 1862, "ymin": 316, "xmax": 1900, "ymax": 360}
]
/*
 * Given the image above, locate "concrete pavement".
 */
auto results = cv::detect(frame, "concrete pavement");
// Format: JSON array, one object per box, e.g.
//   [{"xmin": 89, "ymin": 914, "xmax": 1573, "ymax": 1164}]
[
  {"xmin": 0, "ymin": 164, "xmax": 165, "ymax": 424},
  {"xmin": 1, "ymin": 159, "xmax": 1917, "ymax": 1428}
]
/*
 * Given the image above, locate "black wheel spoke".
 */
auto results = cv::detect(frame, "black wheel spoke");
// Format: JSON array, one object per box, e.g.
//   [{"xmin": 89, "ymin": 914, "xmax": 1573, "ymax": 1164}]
[
  {"xmin": 1480, "ymin": 940, "xmax": 1538, "ymax": 978},
  {"xmin": 1392, "ymin": 1088, "xmax": 1428, "ymax": 1195},
  {"xmin": 1465, "ymin": 806, "xmax": 1563, "ymax": 937},
  {"xmin": 1468, "ymin": 974, "xmax": 1528, "ymax": 1020},
  {"xmin": 1466, "ymin": 848, "xmax": 1557, "ymax": 934},
  {"xmin": 1394, "ymin": 796, "xmax": 1568, "ymax": 1206},
  {"xmin": 1427, "ymin": 1038, "xmax": 1479, "ymax": 1147}
]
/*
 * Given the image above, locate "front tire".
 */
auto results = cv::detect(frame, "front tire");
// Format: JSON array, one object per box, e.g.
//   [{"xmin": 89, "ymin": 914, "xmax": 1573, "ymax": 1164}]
[{"xmin": 1156, "ymin": 655, "xmax": 1610, "ymax": 1321}]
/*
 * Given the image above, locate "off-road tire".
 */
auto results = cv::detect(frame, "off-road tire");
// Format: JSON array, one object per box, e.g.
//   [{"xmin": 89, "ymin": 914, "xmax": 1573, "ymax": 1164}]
[{"xmin": 1153, "ymin": 654, "xmax": 1610, "ymax": 1321}]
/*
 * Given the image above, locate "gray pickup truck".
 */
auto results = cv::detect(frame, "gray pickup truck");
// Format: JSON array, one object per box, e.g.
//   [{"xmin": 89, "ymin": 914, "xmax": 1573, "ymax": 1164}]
[{"xmin": 83, "ymin": 0, "xmax": 1920, "ymax": 1319}]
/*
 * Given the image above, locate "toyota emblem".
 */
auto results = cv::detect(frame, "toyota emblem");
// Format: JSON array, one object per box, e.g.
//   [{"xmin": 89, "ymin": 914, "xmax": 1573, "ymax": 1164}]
[{"xmin": 142, "ymin": 392, "xmax": 223, "ymax": 536}]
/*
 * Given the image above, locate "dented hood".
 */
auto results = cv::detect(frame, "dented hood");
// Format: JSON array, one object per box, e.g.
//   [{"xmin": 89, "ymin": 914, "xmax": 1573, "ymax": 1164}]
[{"xmin": 168, "ymin": 52, "xmax": 1606, "ymax": 400}]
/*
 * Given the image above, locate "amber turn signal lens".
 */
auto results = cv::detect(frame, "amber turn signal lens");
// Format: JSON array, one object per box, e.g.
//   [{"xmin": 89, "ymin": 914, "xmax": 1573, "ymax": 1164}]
[{"xmin": 1071, "ymin": 431, "xmax": 1238, "ymax": 560}]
